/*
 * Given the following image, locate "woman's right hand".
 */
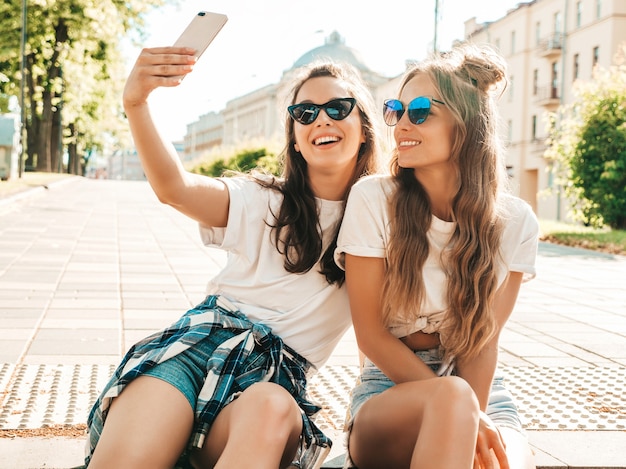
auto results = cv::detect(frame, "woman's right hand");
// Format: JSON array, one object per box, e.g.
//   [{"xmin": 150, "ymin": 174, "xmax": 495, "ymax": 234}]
[{"xmin": 123, "ymin": 47, "xmax": 197, "ymax": 109}]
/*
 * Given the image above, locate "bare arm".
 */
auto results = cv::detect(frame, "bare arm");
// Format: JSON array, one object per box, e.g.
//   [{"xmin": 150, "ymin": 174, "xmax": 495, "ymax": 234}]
[
  {"xmin": 345, "ymin": 254, "xmax": 437, "ymax": 382},
  {"xmin": 457, "ymin": 271, "xmax": 524, "ymax": 410},
  {"xmin": 123, "ymin": 47, "xmax": 229, "ymax": 228},
  {"xmin": 456, "ymin": 272, "xmax": 523, "ymax": 469}
]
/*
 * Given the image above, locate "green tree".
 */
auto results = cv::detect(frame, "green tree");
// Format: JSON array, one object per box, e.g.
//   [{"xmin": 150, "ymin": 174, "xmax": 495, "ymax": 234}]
[
  {"xmin": 0, "ymin": 0, "xmax": 169, "ymax": 174},
  {"xmin": 545, "ymin": 45, "xmax": 626, "ymax": 229}
]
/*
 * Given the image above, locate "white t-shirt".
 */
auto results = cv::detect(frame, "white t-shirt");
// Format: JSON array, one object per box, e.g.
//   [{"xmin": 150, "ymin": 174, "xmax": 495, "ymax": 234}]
[
  {"xmin": 334, "ymin": 175, "xmax": 539, "ymax": 338},
  {"xmin": 199, "ymin": 177, "xmax": 350, "ymax": 369}
]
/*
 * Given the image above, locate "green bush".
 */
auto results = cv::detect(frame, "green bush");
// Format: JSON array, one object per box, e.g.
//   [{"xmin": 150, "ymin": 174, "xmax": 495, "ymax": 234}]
[
  {"xmin": 545, "ymin": 46, "xmax": 626, "ymax": 229},
  {"xmin": 191, "ymin": 147, "xmax": 282, "ymax": 177}
]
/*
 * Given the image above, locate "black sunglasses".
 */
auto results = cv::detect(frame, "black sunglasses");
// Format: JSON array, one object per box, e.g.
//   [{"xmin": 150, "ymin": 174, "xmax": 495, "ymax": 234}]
[
  {"xmin": 383, "ymin": 96, "xmax": 446, "ymax": 126},
  {"xmin": 288, "ymin": 98, "xmax": 357, "ymax": 125}
]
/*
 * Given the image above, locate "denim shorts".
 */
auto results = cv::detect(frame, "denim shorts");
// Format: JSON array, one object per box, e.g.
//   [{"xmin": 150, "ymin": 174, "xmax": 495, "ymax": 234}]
[
  {"xmin": 349, "ymin": 350, "xmax": 524, "ymax": 433},
  {"xmin": 143, "ymin": 339, "xmax": 212, "ymax": 409}
]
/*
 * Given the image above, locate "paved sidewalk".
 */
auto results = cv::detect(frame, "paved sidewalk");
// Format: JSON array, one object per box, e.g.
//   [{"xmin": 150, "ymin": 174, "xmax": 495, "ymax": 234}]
[{"xmin": 0, "ymin": 177, "xmax": 624, "ymax": 468}]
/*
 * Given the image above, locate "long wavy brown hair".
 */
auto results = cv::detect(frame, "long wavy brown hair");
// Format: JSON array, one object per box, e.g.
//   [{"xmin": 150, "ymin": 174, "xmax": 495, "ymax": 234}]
[
  {"xmin": 383, "ymin": 44, "xmax": 509, "ymax": 361},
  {"xmin": 257, "ymin": 61, "xmax": 382, "ymax": 286}
]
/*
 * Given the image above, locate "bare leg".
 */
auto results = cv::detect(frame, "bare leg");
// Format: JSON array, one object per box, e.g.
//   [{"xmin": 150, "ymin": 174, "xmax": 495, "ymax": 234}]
[
  {"xmin": 349, "ymin": 376, "xmax": 480, "ymax": 469},
  {"xmin": 88, "ymin": 376, "xmax": 194, "ymax": 469},
  {"xmin": 190, "ymin": 382, "xmax": 303, "ymax": 469}
]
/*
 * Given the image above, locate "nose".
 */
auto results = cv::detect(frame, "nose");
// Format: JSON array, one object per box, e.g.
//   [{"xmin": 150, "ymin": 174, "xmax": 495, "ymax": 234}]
[
  {"xmin": 314, "ymin": 109, "xmax": 333, "ymax": 126},
  {"xmin": 396, "ymin": 110, "xmax": 412, "ymax": 128}
]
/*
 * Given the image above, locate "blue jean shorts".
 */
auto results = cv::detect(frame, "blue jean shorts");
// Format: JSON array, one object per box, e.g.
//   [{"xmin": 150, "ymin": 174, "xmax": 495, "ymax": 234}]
[
  {"xmin": 349, "ymin": 350, "xmax": 524, "ymax": 433},
  {"xmin": 143, "ymin": 341, "xmax": 209, "ymax": 409}
]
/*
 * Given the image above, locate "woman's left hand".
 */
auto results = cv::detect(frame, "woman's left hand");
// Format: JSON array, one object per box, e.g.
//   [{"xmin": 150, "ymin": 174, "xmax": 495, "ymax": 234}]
[{"xmin": 473, "ymin": 412, "xmax": 509, "ymax": 469}]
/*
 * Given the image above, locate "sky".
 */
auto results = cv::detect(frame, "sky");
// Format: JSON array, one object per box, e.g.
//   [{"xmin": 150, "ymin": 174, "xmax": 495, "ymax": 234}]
[{"xmin": 127, "ymin": 0, "xmax": 523, "ymax": 141}]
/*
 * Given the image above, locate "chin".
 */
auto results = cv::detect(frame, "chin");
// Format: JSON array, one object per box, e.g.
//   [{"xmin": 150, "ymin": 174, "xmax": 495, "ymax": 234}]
[{"xmin": 397, "ymin": 157, "xmax": 417, "ymax": 170}]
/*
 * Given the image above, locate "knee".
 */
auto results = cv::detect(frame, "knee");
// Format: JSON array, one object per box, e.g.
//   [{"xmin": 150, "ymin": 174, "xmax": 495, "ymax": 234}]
[
  {"xmin": 242, "ymin": 383, "xmax": 297, "ymax": 416},
  {"xmin": 430, "ymin": 376, "xmax": 480, "ymax": 421},
  {"xmin": 238, "ymin": 383, "xmax": 301, "ymax": 434}
]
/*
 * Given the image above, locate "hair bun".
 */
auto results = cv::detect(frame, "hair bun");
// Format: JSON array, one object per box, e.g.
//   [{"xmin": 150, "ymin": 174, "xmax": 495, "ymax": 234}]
[{"xmin": 454, "ymin": 44, "xmax": 507, "ymax": 93}]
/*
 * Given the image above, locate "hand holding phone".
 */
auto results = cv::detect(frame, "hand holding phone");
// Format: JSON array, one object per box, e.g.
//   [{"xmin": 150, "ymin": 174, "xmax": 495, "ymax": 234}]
[{"xmin": 173, "ymin": 11, "xmax": 228, "ymax": 59}]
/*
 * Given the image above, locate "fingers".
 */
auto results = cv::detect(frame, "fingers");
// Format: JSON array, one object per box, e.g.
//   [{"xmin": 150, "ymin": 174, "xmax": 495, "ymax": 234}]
[
  {"xmin": 147, "ymin": 46, "xmax": 197, "ymax": 56},
  {"xmin": 123, "ymin": 47, "xmax": 198, "ymax": 107},
  {"xmin": 491, "ymin": 438, "xmax": 510, "ymax": 469},
  {"xmin": 135, "ymin": 48, "xmax": 197, "ymax": 79},
  {"xmin": 475, "ymin": 430, "xmax": 495, "ymax": 469},
  {"xmin": 136, "ymin": 47, "xmax": 197, "ymax": 68},
  {"xmin": 476, "ymin": 413, "xmax": 510, "ymax": 469},
  {"xmin": 485, "ymin": 424, "xmax": 509, "ymax": 469}
]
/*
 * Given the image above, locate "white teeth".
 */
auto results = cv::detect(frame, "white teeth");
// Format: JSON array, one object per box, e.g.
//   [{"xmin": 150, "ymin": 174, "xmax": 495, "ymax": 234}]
[
  {"xmin": 314, "ymin": 135, "xmax": 339, "ymax": 145},
  {"xmin": 399, "ymin": 140, "xmax": 420, "ymax": 147}
]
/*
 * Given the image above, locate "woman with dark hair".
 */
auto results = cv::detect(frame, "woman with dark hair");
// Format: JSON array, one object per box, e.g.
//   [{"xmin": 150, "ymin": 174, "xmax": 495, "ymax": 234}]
[
  {"xmin": 335, "ymin": 43, "xmax": 538, "ymax": 468},
  {"xmin": 85, "ymin": 46, "xmax": 381, "ymax": 469}
]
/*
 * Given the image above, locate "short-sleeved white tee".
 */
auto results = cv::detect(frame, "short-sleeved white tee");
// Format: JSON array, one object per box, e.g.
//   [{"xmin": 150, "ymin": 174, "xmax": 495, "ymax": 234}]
[
  {"xmin": 334, "ymin": 175, "xmax": 539, "ymax": 338},
  {"xmin": 199, "ymin": 177, "xmax": 350, "ymax": 369}
]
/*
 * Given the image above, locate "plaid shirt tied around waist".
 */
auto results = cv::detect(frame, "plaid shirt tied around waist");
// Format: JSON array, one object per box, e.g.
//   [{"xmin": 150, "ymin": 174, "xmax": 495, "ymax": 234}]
[{"xmin": 85, "ymin": 295, "xmax": 331, "ymax": 468}]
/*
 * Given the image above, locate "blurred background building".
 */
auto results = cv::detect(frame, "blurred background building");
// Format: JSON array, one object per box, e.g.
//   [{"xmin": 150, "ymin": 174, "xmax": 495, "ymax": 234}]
[{"xmin": 464, "ymin": 0, "xmax": 626, "ymax": 220}]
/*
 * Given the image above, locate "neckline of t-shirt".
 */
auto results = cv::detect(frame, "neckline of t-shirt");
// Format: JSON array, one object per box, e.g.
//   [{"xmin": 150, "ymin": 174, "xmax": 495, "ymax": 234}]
[{"xmin": 431, "ymin": 214, "xmax": 455, "ymax": 233}]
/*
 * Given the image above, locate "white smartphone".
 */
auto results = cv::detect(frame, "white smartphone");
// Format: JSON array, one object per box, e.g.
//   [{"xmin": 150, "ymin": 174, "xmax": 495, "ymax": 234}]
[{"xmin": 172, "ymin": 11, "xmax": 228, "ymax": 59}]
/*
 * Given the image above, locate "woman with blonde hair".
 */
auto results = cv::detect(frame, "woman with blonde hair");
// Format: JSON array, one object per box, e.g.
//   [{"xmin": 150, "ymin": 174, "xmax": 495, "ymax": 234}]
[{"xmin": 335, "ymin": 43, "xmax": 538, "ymax": 468}]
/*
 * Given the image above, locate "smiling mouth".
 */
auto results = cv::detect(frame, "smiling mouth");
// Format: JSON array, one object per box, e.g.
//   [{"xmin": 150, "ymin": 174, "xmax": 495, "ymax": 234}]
[
  {"xmin": 314, "ymin": 136, "xmax": 340, "ymax": 146},
  {"xmin": 399, "ymin": 140, "xmax": 420, "ymax": 147}
]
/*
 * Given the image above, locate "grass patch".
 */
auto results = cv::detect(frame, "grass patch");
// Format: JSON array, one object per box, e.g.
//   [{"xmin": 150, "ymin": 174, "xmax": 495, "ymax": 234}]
[{"xmin": 539, "ymin": 219, "xmax": 626, "ymax": 255}]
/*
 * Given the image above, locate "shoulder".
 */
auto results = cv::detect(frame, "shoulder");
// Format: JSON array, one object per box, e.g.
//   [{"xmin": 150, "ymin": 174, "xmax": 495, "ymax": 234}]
[
  {"xmin": 351, "ymin": 174, "xmax": 395, "ymax": 198},
  {"xmin": 499, "ymin": 192, "xmax": 539, "ymax": 235},
  {"xmin": 220, "ymin": 175, "xmax": 282, "ymax": 197},
  {"xmin": 500, "ymin": 193, "xmax": 536, "ymax": 218}
]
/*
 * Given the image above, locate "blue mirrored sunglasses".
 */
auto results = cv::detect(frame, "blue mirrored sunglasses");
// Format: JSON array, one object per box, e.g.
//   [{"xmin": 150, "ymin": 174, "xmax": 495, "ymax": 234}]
[
  {"xmin": 288, "ymin": 98, "xmax": 357, "ymax": 125},
  {"xmin": 383, "ymin": 96, "xmax": 446, "ymax": 126}
]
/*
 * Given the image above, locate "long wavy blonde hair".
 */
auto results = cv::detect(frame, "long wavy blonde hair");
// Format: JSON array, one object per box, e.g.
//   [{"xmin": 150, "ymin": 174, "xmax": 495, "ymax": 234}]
[{"xmin": 382, "ymin": 44, "xmax": 509, "ymax": 362}]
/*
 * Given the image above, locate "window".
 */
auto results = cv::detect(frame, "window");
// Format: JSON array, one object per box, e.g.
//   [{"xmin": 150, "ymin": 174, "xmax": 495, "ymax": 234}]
[
  {"xmin": 554, "ymin": 11, "xmax": 562, "ymax": 34},
  {"xmin": 533, "ymin": 69, "xmax": 539, "ymax": 95},
  {"xmin": 509, "ymin": 75, "xmax": 514, "ymax": 102},
  {"xmin": 511, "ymin": 30, "xmax": 516, "ymax": 54},
  {"xmin": 507, "ymin": 119, "xmax": 513, "ymax": 142},
  {"xmin": 576, "ymin": 2, "xmax": 583, "ymax": 27},
  {"xmin": 532, "ymin": 115, "xmax": 537, "ymax": 141},
  {"xmin": 593, "ymin": 46, "xmax": 600, "ymax": 67},
  {"xmin": 551, "ymin": 62, "xmax": 558, "ymax": 99},
  {"xmin": 535, "ymin": 22, "xmax": 541, "ymax": 45},
  {"xmin": 573, "ymin": 54, "xmax": 580, "ymax": 80},
  {"xmin": 495, "ymin": 38, "xmax": 501, "ymax": 51},
  {"xmin": 596, "ymin": 0, "xmax": 602, "ymax": 19}
]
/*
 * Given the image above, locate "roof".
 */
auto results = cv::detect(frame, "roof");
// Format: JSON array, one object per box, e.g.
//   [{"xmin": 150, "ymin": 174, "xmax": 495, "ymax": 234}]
[{"xmin": 291, "ymin": 31, "xmax": 372, "ymax": 73}]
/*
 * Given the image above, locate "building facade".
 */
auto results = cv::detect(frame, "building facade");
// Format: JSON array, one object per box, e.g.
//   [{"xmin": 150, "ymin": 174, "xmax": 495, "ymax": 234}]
[
  {"xmin": 184, "ymin": 111, "xmax": 223, "ymax": 162},
  {"xmin": 465, "ymin": 0, "xmax": 626, "ymax": 220}
]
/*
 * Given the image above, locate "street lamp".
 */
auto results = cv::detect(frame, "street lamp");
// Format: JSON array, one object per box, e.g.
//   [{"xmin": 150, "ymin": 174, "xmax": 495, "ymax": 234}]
[
  {"xmin": 18, "ymin": 0, "xmax": 26, "ymax": 178},
  {"xmin": 433, "ymin": 0, "xmax": 439, "ymax": 53}
]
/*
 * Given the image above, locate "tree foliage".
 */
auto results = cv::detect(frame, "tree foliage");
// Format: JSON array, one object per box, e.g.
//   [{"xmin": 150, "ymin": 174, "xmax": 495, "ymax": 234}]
[
  {"xmin": 545, "ymin": 45, "xmax": 626, "ymax": 229},
  {"xmin": 0, "ymin": 0, "xmax": 170, "ymax": 175}
]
